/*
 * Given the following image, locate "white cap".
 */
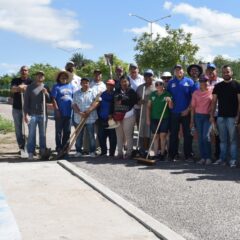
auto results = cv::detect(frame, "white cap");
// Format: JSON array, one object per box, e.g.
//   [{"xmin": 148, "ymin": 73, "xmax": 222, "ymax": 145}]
[{"xmin": 161, "ymin": 71, "xmax": 172, "ymax": 78}]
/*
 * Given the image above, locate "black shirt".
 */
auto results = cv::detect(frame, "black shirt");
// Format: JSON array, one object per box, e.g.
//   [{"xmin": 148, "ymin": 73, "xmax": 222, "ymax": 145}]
[
  {"xmin": 213, "ymin": 80, "xmax": 240, "ymax": 117},
  {"xmin": 10, "ymin": 77, "xmax": 33, "ymax": 110}
]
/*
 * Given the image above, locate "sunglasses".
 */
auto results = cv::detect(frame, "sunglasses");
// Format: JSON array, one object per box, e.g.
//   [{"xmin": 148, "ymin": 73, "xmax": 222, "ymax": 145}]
[{"xmin": 155, "ymin": 82, "xmax": 164, "ymax": 86}]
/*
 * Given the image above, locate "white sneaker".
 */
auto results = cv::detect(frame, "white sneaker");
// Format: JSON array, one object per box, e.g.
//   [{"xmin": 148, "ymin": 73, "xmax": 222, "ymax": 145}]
[
  {"xmin": 20, "ymin": 149, "xmax": 28, "ymax": 159},
  {"xmin": 28, "ymin": 153, "xmax": 33, "ymax": 160},
  {"xmin": 205, "ymin": 159, "xmax": 212, "ymax": 165},
  {"xmin": 197, "ymin": 159, "xmax": 205, "ymax": 165},
  {"xmin": 230, "ymin": 160, "xmax": 237, "ymax": 168},
  {"xmin": 89, "ymin": 152, "xmax": 96, "ymax": 158},
  {"xmin": 213, "ymin": 159, "xmax": 223, "ymax": 165},
  {"xmin": 74, "ymin": 152, "xmax": 82, "ymax": 158}
]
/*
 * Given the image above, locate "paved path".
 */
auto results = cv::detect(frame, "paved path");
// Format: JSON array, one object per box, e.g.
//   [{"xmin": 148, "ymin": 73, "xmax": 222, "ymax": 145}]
[{"xmin": 0, "ymin": 161, "xmax": 160, "ymax": 240}]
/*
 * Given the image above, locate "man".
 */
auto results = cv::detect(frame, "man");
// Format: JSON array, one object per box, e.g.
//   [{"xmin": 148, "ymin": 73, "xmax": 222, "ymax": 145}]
[
  {"xmin": 23, "ymin": 71, "xmax": 50, "ymax": 160},
  {"xmin": 65, "ymin": 61, "xmax": 81, "ymax": 92},
  {"xmin": 97, "ymin": 79, "xmax": 117, "ymax": 157},
  {"xmin": 206, "ymin": 63, "xmax": 223, "ymax": 161},
  {"xmin": 72, "ymin": 77, "xmax": 99, "ymax": 157},
  {"xmin": 114, "ymin": 65, "xmax": 124, "ymax": 90},
  {"xmin": 136, "ymin": 69, "xmax": 156, "ymax": 154},
  {"xmin": 210, "ymin": 65, "xmax": 240, "ymax": 167},
  {"xmin": 90, "ymin": 69, "xmax": 106, "ymax": 94},
  {"xmin": 10, "ymin": 66, "xmax": 32, "ymax": 156},
  {"xmin": 161, "ymin": 71, "xmax": 172, "ymax": 88},
  {"xmin": 167, "ymin": 64, "xmax": 196, "ymax": 161},
  {"xmin": 187, "ymin": 64, "xmax": 203, "ymax": 89},
  {"xmin": 127, "ymin": 63, "xmax": 144, "ymax": 91}
]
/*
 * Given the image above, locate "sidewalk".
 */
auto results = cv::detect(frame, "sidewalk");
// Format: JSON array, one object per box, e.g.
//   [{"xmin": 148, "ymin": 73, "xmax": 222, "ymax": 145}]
[{"xmin": 0, "ymin": 161, "xmax": 159, "ymax": 240}]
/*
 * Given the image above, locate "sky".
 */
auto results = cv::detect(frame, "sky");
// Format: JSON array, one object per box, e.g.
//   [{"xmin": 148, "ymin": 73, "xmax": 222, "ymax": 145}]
[{"xmin": 0, "ymin": 0, "xmax": 240, "ymax": 75}]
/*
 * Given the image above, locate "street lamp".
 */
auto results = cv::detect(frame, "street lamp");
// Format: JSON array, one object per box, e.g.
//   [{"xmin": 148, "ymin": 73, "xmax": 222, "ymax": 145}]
[{"xmin": 129, "ymin": 13, "xmax": 171, "ymax": 40}]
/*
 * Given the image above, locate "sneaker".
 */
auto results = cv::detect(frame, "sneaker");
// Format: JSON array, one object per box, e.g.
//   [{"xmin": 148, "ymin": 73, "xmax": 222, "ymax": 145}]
[
  {"xmin": 74, "ymin": 152, "xmax": 82, "ymax": 158},
  {"xmin": 197, "ymin": 159, "xmax": 205, "ymax": 165},
  {"xmin": 213, "ymin": 159, "xmax": 223, "ymax": 165},
  {"xmin": 205, "ymin": 159, "xmax": 212, "ymax": 165},
  {"xmin": 20, "ymin": 149, "xmax": 28, "ymax": 159},
  {"xmin": 28, "ymin": 153, "xmax": 33, "ymax": 160},
  {"xmin": 229, "ymin": 160, "xmax": 237, "ymax": 168},
  {"xmin": 89, "ymin": 152, "xmax": 96, "ymax": 158}
]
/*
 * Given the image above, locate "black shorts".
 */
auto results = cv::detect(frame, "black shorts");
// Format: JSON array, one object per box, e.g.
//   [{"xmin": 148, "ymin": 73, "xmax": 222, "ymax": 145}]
[{"xmin": 150, "ymin": 118, "xmax": 170, "ymax": 134}]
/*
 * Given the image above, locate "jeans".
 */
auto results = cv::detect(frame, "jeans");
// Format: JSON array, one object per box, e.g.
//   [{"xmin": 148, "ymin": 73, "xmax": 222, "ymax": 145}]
[
  {"xmin": 27, "ymin": 115, "xmax": 46, "ymax": 154},
  {"xmin": 75, "ymin": 123, "xmax": 96, "ymax": 153},
  {"xmin": 169, "ymin": 112, "xmax": 192, "ymax": 159},
  {"xmin": 194, "ymin": 113, "xmax": 211, "ymax": 159},
  {"xmin": 55, "ymin": 116, "xmax": 71, "ymax": 151},
  {"xmin": 97, "ymin": 120, "xmax": 117, "ymax": 156},
  {"xmin": 217, "ymin": 117, "xmax": 237, "ymax": 161},
  {"xmin": 12, "ymin": 108, "xmax": 25, "ymax": 149}
]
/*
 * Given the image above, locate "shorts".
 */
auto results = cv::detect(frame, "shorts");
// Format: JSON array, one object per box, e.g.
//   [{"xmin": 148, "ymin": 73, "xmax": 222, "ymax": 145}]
[{"xmin": 150, "ymin": 118, "xmax": 169, "ymax": 134}]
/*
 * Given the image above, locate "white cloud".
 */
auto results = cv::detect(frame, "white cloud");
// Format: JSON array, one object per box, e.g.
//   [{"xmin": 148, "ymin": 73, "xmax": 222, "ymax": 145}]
[
  {"xmin": 0, "ymin": 63, "xmax": 20, "ymax": 74},
  {"xmin": 163, "ymin": 1, "xmax": 173, "ymax": 10},
  {"xmin": 126, "ymin": 22, "xmax": 168, "ymax": 38},
  {"xmin": 164, "ymin": 1, "xmax": 240, "ymax": 61},
  {"xmin": 0, "ymin": 0, "xmax": 92, "ymax": 49}
]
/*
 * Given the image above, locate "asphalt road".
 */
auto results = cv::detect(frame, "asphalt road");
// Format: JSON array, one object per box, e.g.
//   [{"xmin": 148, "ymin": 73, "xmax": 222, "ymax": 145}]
[
  {"xmin": 70, "ymin": 157, "xmax": 240, "ymax": 240},
  {"xmin": 1, "ymin": 102, "xmax": 240, "ymax": 240}
]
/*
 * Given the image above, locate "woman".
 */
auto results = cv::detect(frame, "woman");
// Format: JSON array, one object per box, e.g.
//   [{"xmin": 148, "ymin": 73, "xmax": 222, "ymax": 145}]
[
  {"xmin": 113, "ymin": 75, "xmax": 138, "ymax": 159},
  {"xmin": 51, "ymin": 71, "xmax": 74, "ymax": 153},
  {"xmin": 191, "ymin": 75, "xmax": 213, "ymax": 165},
  {"xmin": 146, "ymin": 79, "xmax": 173, "ymax": 160}
]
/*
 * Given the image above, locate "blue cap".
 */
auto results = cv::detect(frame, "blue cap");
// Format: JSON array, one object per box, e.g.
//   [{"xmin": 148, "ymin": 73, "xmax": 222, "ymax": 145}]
[
  {"xmin": 207, "ymin": 63, "xmax": 216, "ymax": 69},
  {"xmin": 144, "ymin": 69, "xmax": 154, "ymax": 76},
  {"xmin": 173, "ymin": 64, "xmax": 183, "ymax": 70}
]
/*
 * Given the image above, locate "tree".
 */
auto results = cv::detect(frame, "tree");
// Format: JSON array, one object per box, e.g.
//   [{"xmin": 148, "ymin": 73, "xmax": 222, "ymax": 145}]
[
  {"xmin": 70, "ymin": 52, "xmax": 93, "ymax": 70},
  {"xmin": 77, "ymin": 54, "xmax": 129, "ymax": 81},
  {"xmin": 213, "ymin": 55, "xmax": 240, "ymax": 80},
  {"xmin": 29, "ymin": 63, "xmax": 60, "ymax": 88},
  {"xmin": 133, "ymin": 25, "xmax": 199, "ymax": 74}
]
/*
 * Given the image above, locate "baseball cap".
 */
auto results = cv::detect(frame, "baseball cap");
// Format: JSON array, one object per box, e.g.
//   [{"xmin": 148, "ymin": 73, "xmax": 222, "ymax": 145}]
[
  {"xmin": 129, "ymin": 63, "xmax": 138, "ymax": 69},
  {"xmin": 144, "ymin": 69, "xmax": 154, "ymax": 76},
  {"xmin": 81, "ymin": 77, "xmax": 90, "ymax": 82},
  {"xmin": 35, "ymin": 71, "xmax": 45, "ymax": 76},
  {"xmin": 65, "ymin": 61, "xmax": 75, "ymax": 66},
  {"xmin": 106, "ymin": 79, "xmax": 115, "ymax": 86},
  {"xmin": 187, "ymin": 64, "xmax": 203, "ymax": 76},
  {"xmin": 207, "ymin": 63, "xmax": 216, "ymax": 69},
  {"xmin": 93, "ymin": 69, "xmax": 102, "ymax": 74},
  {"xmin": 161, "ymin": 71, "xmax": 172, "ymax": 78},
  {"xmin": 173, "ymin": 64, "xmax": 183, "ymax": 70}
]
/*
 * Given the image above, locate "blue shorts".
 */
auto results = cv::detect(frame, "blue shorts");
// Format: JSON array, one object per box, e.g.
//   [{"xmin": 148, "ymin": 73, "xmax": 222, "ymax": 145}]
[{"xmin": 150, "ymin": 118, "xmax": 170, "ymax": 134}]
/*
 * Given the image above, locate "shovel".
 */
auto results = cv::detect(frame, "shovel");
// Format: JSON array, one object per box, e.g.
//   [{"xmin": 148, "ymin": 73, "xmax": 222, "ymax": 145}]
[
  {"xmin": 40, "ymin": 92, "xmax": 51, "ymax": 160},
  {"xmin": 20, "ymin": 92, "xmax": 28, "ymax": 158},
  {"xmin": 132, "ymin": 86, "xmax": 145, "ymax": 158}
]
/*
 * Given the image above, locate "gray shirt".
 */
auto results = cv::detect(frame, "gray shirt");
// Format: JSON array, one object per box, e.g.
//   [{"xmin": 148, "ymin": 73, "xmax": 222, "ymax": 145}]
[{"xmin": 24, "ymin": 82, "xmax": 49, "ymax": 115}]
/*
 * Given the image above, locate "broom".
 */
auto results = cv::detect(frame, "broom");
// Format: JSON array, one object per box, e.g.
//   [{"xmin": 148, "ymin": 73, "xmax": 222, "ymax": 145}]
[{"xmin": 135, "ymin": 101, "xmax": 168, "ymax": 165}]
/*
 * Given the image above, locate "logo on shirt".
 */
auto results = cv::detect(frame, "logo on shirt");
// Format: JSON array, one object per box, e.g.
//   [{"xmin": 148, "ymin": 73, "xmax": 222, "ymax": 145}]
[
  {"xmin": 171, "ymin": 83, "xmax": 176, "ymax": 88},
  {"xmin": 184, "ymin": 82, "xmax": 189, "ymax": 87}
]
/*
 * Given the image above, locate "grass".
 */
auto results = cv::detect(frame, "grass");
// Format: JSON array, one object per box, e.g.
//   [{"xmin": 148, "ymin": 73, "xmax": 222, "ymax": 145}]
[{"xmin": 0, "ymin": 115, "xmax": 14, "ymax": 134}]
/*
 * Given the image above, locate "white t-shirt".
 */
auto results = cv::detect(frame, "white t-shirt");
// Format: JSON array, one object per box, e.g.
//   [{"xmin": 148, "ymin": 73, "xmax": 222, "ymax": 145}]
[
  {"xmin": 71, "ymin": 74, "xmax": 81, "ymax": 92},
  {"xmin": 128, "ymin": 74, "xmax": 144, "ymax": 91},
  {"xmin": 90, "ymin": 81, "xmax": 106, "ymax": 95}
]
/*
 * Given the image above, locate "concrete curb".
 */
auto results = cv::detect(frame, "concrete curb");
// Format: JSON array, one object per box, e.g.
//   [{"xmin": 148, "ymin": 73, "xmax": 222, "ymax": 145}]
[{"xmin": 58, "ymin": 160, "xmax": 186, "ymax": 240}]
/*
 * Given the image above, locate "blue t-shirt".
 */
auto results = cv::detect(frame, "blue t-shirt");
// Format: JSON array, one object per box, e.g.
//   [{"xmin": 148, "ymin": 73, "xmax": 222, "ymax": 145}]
[
  {"xmin": 97, "ymin": 91, "xmax": 114, "ymax": 120},
  {"xmin": 51, "ymin": 83, "xmax": 74, "ymax": 117},
  {"xmin": 167, "ymin": 76, "xmax": 196, "ymax": 113}
]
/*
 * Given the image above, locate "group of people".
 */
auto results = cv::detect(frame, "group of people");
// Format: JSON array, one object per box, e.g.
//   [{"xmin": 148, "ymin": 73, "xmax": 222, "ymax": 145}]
[{"xmin": 10, "ymin": 61, "xmax": 240, "ymax": 167}]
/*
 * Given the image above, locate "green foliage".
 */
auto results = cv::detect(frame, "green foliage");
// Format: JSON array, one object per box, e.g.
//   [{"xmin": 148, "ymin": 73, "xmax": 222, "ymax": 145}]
[
  {"xmin": 213, "ymin": 55, "xmax": 240, "ymax": 80},
  {"xmin": 70, "ymin": 52, "xmax": 94, "ymax": 70},
  {"xmin": 0, "ymin": 115, "xmax": 14, "ymax": 133},
  {"xmin": 77, "ymin": 54, "xmax": 129, "ymax": 81},
  {"xmin": 0, "ymin": 89, "xmax": 11, "ymax": 97},
  {"xmin": 133, "ymin": 25, "xmax": 199, "ymax": 74},
  {"xmin": 29, "ymin": 63, "xmax": 60, "ymax": 88}
]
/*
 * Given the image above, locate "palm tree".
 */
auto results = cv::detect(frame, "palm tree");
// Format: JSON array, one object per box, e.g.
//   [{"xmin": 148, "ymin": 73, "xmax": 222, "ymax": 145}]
[{"xmin": 70, "ymin": 52, "xmax": 93, "ymax": 70}]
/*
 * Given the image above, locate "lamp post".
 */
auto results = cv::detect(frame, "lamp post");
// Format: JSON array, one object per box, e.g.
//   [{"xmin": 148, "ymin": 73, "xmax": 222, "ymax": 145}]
[{"xmin": 129, "ymin": 13, "xmax": 171, "ymax": 40}]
